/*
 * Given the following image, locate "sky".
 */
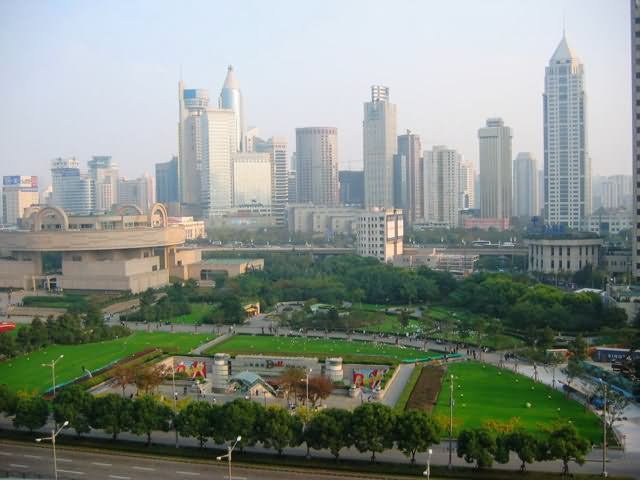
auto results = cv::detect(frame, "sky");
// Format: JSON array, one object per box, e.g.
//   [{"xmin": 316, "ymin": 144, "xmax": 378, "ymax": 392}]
[{"xmin": 0, "ymin": 0, "xmax": 632, "ymax": 187}]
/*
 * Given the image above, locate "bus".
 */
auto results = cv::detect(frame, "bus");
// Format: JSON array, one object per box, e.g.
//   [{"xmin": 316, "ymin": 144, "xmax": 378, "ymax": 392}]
[{"xmin": 471, "ymin": 240, "xmax": 492, "ymax": 247}]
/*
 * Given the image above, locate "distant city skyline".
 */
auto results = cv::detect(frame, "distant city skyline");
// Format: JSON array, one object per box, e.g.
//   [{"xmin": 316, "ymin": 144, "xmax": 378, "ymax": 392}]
[{"xmin": 0, "ymin": 0, "xmax": 631, "ymax": 186}]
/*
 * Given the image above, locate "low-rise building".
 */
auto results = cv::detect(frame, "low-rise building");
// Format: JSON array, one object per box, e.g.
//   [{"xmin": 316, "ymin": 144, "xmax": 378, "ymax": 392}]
[
  {"xmin": 168, "ymin": 216, "xmax": 206, "ymax": 240},
  {"xmin": 287, "ymin": 204, "xmax": 362, "ymax": 236},
  {"xmin": 356, "ymin": 208, "xmax": 403, "ymax": 262},
  {"xmin": 170, "ymin": 254, "xmax": 264, "ymax": 286},
  {"xmin": 580, "ymin": 207, "xmax": 633, "ymax": 235},
  {"xmin": 2, "ymin": 176, "xmax": 39, "ymax": 225},
  {"xmin": 525, "ymin": 234, "xmax": 603, "ymax": 274},
  {"xmin": 463, "ymin": 217, "xmax": 510, "ymax": 231},
  {"xmin": 396, "ymin": 248, "xmax": 478, "ymax": 275},
  {"xmin": 602, "ymin": 248, "xmax": 631, "ymax": 281}
]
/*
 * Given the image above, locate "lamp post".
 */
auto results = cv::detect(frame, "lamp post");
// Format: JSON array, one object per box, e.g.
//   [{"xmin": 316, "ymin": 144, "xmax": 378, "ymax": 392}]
[
  {"xmin": 217, "ymin": 435, "xmax": 241, "ymax": 480},
  {"xmin": 600, "ymin": 379, "xmax": 608, "ymax": 478},
  {"xmin": 42, "ymin": 355, "xmax": 64, "ymax": 398},
  {"xmin": 301, "ymin": 368, "xmax": 312, "ymax": 406},
  {"xmin": 448, "ymin": 374, "xmax": 454, "ymax": 470},
  {"xmin": 170, "ymin": 365, "xmax": 179, "ymax": 448},
  {"xmin": 36, "ymin": 420, "xmax": 69, "ymax": 480},
  {"xmin": 423, "ymin": 448, "xmax": 433, "ymax": 478}
]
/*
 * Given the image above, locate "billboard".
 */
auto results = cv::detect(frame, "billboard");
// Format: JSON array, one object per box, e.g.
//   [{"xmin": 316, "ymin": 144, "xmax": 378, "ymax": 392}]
[
  {"xmin": 352, "ymin": 367, "xmax": 388, "ymax": 390},
  {"xmin": 3, "ymin": 176, "xmax": 38, "ymax": 188}
]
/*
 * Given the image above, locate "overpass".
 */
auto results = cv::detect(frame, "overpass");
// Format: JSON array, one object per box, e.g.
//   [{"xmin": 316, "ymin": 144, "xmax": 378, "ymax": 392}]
[{"xmin": 405, "ymin": 246, "xmax": 528, "ymax": 257}]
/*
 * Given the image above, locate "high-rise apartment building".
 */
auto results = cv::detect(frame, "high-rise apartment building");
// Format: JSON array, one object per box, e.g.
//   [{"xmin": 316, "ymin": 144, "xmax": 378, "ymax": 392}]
[
  {"xmin": 219, "ymin": 65, "xmax": 245, "ymax": 152},
  {"xmin": 201, "ymin": 108, "xmax": 236, "ymax": 217},
  {"xmin": 363, "ymin": 86, "xmax": 397, "ymax": 209},
  {"xmin": 232, "ymin": 152, "xmax": 272, "ymax": 207},
  {"xmin": 544, "ymin": 33, "xmax": 591, "ymax": 228},
  {"xmin": 51, "ymin": 157, "xmax": 94, "ymax": 215},
  {"xmin": 478, "ymin": 118, "xmax": 512, "ymax": 221},
  {"xmin": 424, "ymin": 146, "xmax": 461, "ymax": 228},
  {"xmin": 254, "ymin": 136, "xmax": 288, "ymax": 224},
  {"xmin": 178, "ymin": 83, "xmax": 209, "ymax": 208},
  {"xmin": 118, "ymin": 174, "xmax": 155, "ymax": 212},
  {"xmin": 396, "ymin": 131, "xmax": 423, "ymax": 224},
  {"xmin": 339, "ymin": 170, "xmax": 364, "ymax": 206},
  {"xmin": 295, "ymin": 127, "xmax": 339, "ymax": 206},
  {"xmin": 155, "ymin": 156, "xmax": 179, "ymax": 204},
  {"xmin": 459, "ymin": 161, "xmax": 476, "ymax": 210},
  {"xmin": 2, "ymin": 176, "xmax": 38, "ymax": 225},
  {"xmin": 88, "ymin": 155, "xmax": 119, "ymax": 213},
  {"xmin": 633, "ymin": 0, "xmax": 640, "ymax": 280},
  {"xmin": 513, "ymin": 152, "xmax": 538, "ymax": 218}
]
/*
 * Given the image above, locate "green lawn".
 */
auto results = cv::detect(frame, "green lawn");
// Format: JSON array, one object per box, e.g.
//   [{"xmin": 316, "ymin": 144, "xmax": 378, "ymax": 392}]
[
  {"xmin": 433, "ymin": 362, "xmax": 602, "ymax": 442},
  {"xmin": 166, "ymin": 303, "xmax": 214, "ymax": 324},
  {"xmin": 0, "ymin": 332, "xmax": 214, "ymax": 393},
  {"xmin": 205, "ymin": 335, "xmax": 440, "ymax": 364}
]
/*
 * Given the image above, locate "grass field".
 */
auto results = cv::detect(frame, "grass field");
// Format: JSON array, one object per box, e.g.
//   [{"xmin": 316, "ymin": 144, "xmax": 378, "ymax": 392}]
[
  {"xmin": 433, "ymin": 362, "xmax": 602, "ymax": 442},
  {"xmin": 205, "ymin": 335, "xmax": 440, "ymax": 363},
  {"xmin": 0, "ymin": 332, "xmax": 213, "ymax": 393},
  {"xmin": 166, "ymin": 303, "xmax": 214, "ymax": 324}
]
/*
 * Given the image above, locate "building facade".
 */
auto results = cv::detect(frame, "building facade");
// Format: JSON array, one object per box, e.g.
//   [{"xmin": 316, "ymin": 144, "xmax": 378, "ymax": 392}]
[
  {"xmin": 396, "ymin": 131, "xmax": 423, "ymax": 224},
  {"xmin": 580, "ymin": 207, "xmax": 633, "ymax": 235},
  {"xmin": 525, "ymin": 235, "xmax": 602, "ymax": 274},
  {"xmin": 287, "ymin": 204, "xmax": 361, "ymax": 236},
  {"xmin": 363, "ymin": 86, "xmax": 397, "ymax": 209},
  {"xmin": 88, "ymin": 156, "xmax": 119, "ymax": 213},
  {"xmin": 254, "ymin": 136, "xmax": 288, "ymax": 225},
  {"xmin": 633, "ymin": 0, "xmax": 640, "ymax": 281},
  {"xmin": 155, "ymin": 156, "xmax": 179, "ymax": 205},
  {"xmin": 50, "ymin": 157, "xmax": 94, "ymax": 215},
  {"xmin": 356, "ymin": 208, "xmax": 403, "ymax": 262},
  {"xmin": 478, "ymin": 118, "xmax": 512, "ymax": 221},
  {"xmin": 295, "ymin": 127, "xmax": 339, "ymax": 206},
  {"xmin": 513, "ymin": 152, "xmax": 539, "ymax": 218},
  {"xmin": 424, "ymin": 146, "xmax": 461, "ymax": 228},
  {"xmin": 339, "ymin": 170, "xmax": 364, "ymax": 206},
  {"xmin": 232, "ymin": 152, "xmax": 273, "ymax": 207},
  {"xmin": 218, "ymin": 65, "xmax": 245, "ymax": 152},
  {"xmin": 2, "ymin": 176, "xmax": 38, "ymax": 225},
  {"xmin": 544, "ymin": 33, "xmax": 591, "ymax": 228},
  {"xmin": 459, "ymin": 161, "xmax": 476, "ymax": 210},
  {"xmin": 118, "ymin": 174, "xmax": 155, "ymax": 212}
]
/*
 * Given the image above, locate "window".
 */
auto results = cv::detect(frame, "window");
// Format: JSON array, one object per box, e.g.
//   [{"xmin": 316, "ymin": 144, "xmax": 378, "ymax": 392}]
[{"xmin": 72, "ymin": 255, "xmax": 82, "ymax": 262}]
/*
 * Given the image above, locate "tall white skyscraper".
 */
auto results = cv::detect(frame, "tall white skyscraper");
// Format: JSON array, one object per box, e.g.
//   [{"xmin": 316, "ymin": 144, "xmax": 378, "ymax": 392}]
[
  {"xmin": 51, "ymin": 157, "xmax": 94, "ymax": 215},
  {"xmin": 396, "ymin": 131, "xmax": 423, "ymax": 224},
  {"xmin": 478, "ymin": 118, "xmax": 512, "ymax": 220},
  {"xmin": 363, "ymin": 86, "xmax": 397, "ymax": 209},
  {"xmin": 424, "ymin": 146, "xmax": 461, "ymax": 228},
  {"xmin": 219, "ymin": 65, "xmax": 245, "ymax": 152},
  {"xmin": 255, "ymin": 136, "xmax": 288, "ymax": 225},
  {"xmin": 513, "ymin": 152, "xmax": 539, "ymax": 218},
  {"xmin": 178, "ymin": 83, "xmax": 209, "ymax": 207},
  {"xmin": 295, "ymin": 127, "xmax": 339, "ymax": 206},
  {"xmin": 232, "ymin": 152, "xmax": 272, "ymax": 207},
  {"xmin": 632, "ymin": 0, "xmax": 640, "ymax": 281},
  {"xmin": 88, "ymin": 156, "xmax": 119, "ymax": 213},
  {"xmin": 544, "ymin": 32, "xmax": 591, "ymax": 228},
  {"xmin": 458, "ymin": 161, "xmax": 475, "ymax": 210},
  {"xmin": 201, "ymin": 108, "xmax": 236, "ymax": 217}
]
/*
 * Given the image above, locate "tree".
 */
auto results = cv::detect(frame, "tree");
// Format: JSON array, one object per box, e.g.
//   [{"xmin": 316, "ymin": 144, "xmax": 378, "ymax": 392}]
[
  {"xmin": 394, "ymin": 410, "xmax": 440, "ymax": 464},
  {"xmin": 457, "ymin": 428, "xmax": 498, "ymax": 469},
  {"xmin": 0, "ymin": 384, "xmax": 17, "ymax": 416},
  {"xmin": 307, "ymin": 375, "xmax": 333, "ymax": 407},
  {"xmin": 111, "ymin": 365, "xmax": 136, "ymax": 398},
  {"xmin": 276, "ymin": 367, "xmax": 305, "ymax": 404},
  {"xmin": 565, "ymin": 358, "xmax": 584, "ymax": 399},
  {"xmin": 91, "ymin": 394, "xmax": 132, "ymax": 440},
  {"xmin": 569, "ymin": 334, "xmax": 588, "ymax": 361},
  {"xmin": 257, "ymin": 406, "xmax": 302, "ymax": 455},
  {"xmin": 351, "ymin": 403, "xmax": 396, "ymax": 462},
  {"xmin": 134, "ymin": 365, "xmax": 164, "ymax": 394},
  {"xmin": 130, "ymin": 395, "xmax": 173, "ymax": 445},
  {"xmin": 592, "ymin": 383, "xmax": 630, "ymax": 435},
  {"xmin": 13, "ymin": 395, "xmax": 49, "ymax": 432},
  {"xmin": 217, "ymin": 399, "xmax": 261, "ymax": 451},
  {"xmin": 0, "ymin": 333, "xmax": 17, "ymax": 358},
  {"xmin": 546, "ymin": 423, "xmax": 590, "ymax": 475},
  {"xmin": 507, "ymin": 430, "xmax": 539, "ymax": 472},
  {"xmin": 220, "ymin": 294, "xmax": 246, "ymax": 324},
  {"xmin": 305, "ymin": 408, "xmax": 352, "ymax": 459},
  {"xmin": 53, "ymin": 385, "xmax": 93, "ymax": 436},
  {"xmin": 176, "ymin": 401, "xmax": 214, "ymax": 447}
]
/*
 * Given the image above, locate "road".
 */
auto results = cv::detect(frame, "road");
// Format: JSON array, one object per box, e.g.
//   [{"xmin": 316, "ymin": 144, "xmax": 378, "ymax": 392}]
[{"xmin": 0, "ymin": 442, "xmax": 377, "ymax": 480}]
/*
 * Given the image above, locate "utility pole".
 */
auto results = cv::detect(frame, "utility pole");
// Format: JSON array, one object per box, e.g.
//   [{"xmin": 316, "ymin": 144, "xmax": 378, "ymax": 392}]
[
  {"xmin": 448, "ymin": 373, "xmax": 454, "ymax": 470},
  {"xmin": 601, "ymin": 379, "xmax": 608, "ymax": 478}
]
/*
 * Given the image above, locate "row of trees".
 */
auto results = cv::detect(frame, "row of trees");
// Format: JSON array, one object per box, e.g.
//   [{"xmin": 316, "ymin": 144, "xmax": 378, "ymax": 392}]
[{"xmin": 0, "ymin": 386, "xmax": 591, "ymax": 474}]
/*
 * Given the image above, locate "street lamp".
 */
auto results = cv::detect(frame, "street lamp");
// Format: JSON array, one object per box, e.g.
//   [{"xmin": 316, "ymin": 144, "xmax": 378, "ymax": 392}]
[
  {"xmin": 301, "ymin": 368, "xmax": 312, "ymax": 406},
  {"xmin": 217, "ymin": 435, "xmax": 242, "ymax": 480},
  {"xmin": 448, "ymin": 374, "xmax": 454, "ymax": 470},
  {"xmin": 423, "ymin": 448, "xmax": 433, "ymax": 478},
  {"xmin": 600, "ymin": 378, "xmax": 608, "ymax": 478},
  {"xmin": 42, "ymin": 355, "xmax": 64, "ymax": 397},
  {"xmin": 168, "ymin": 365, "xmax": 179, "ymax": 448},
  {"xmin": 36, "ymin": 420, "xmax": 69, "ymax": 480}
]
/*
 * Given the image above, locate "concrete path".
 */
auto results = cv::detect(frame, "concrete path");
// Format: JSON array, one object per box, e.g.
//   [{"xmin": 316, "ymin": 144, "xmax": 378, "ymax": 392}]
[{"xmin": 381, "ymin": 363, "xmax": 414, "ymax": 407}]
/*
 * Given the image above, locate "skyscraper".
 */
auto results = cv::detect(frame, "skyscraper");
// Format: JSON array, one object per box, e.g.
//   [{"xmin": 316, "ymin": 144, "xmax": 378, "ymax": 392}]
[
  {"xmin": 178, "ymin": 83, "xmax": 209, "ymax": 207},
  {"xmin": 88, "ymin": 155, "xmax": 119, "ymax": 213},
  {"xmin": 118, "ymin": 174, "xmax": 155, "ymax": 212},
  {"xmin": 51, "ymin": 158, "xmax": 94, "ymax": 215},
  {"xmin": 363, "ymin": 86, "xmax": 397, "ymax": 209},
  {"xmin": 295, "ymin": 127, "xmax": 339, "ymax": 206},
  {"xmin": 396, "ymin": 131, "xmax": 423, "ymax": 224},
  {"xmin": 232, "ymin": 152, "xmax": 272, "ymax": 207},
  {"xmin": 513, "ymin": 152, "xmax": 538, "ymax": 218},
  {"xmin": 424, "ymin": 146, "xmax": 461, "ymax": 228},
  {"xmin": 458, "ymin": 161, "xmax": 476, "ymax": 210},
  {"xmin": 478, "ymin": 118, "xmax": 512, "ymax": 221},
  {"xmin": 219, "ymin": 65, "xmax": 245, "ymax": 152},
  {"xmin": 339, "ymin": 170, "xmax": 364, "ymax": 206},
  {"xmin": 254, "ymin": 136, "xmax": 288, "ymax": 225},
  {"xmin": 155, "ymin": 156, "xmax": 179, "ymax": 204},
  {"xmin": 2, "ymin": 176, "xmax": 38, "ymax": 225},
  {"xmin": 543, "ymin": 32, "xmax": 591, "ymax": 228},
  {"xmin": 201, "ymin": 108, "xmax": 237, "ymax": 217},
  {"xmin": 632, "ymin": 0, "xmax": 640, "ymax": 280}
]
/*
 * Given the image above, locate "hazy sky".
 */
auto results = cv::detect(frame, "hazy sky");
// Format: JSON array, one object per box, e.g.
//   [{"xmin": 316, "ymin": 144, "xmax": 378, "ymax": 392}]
[{"xmin": 0, "ymin": 0, "xmax": 631, "ymax": 186}]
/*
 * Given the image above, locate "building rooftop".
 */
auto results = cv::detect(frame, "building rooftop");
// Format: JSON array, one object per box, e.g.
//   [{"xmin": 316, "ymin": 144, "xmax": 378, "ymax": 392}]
[{"xmin": 202, "ymin": 258, "xmax": 260, "ymax": 265}]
